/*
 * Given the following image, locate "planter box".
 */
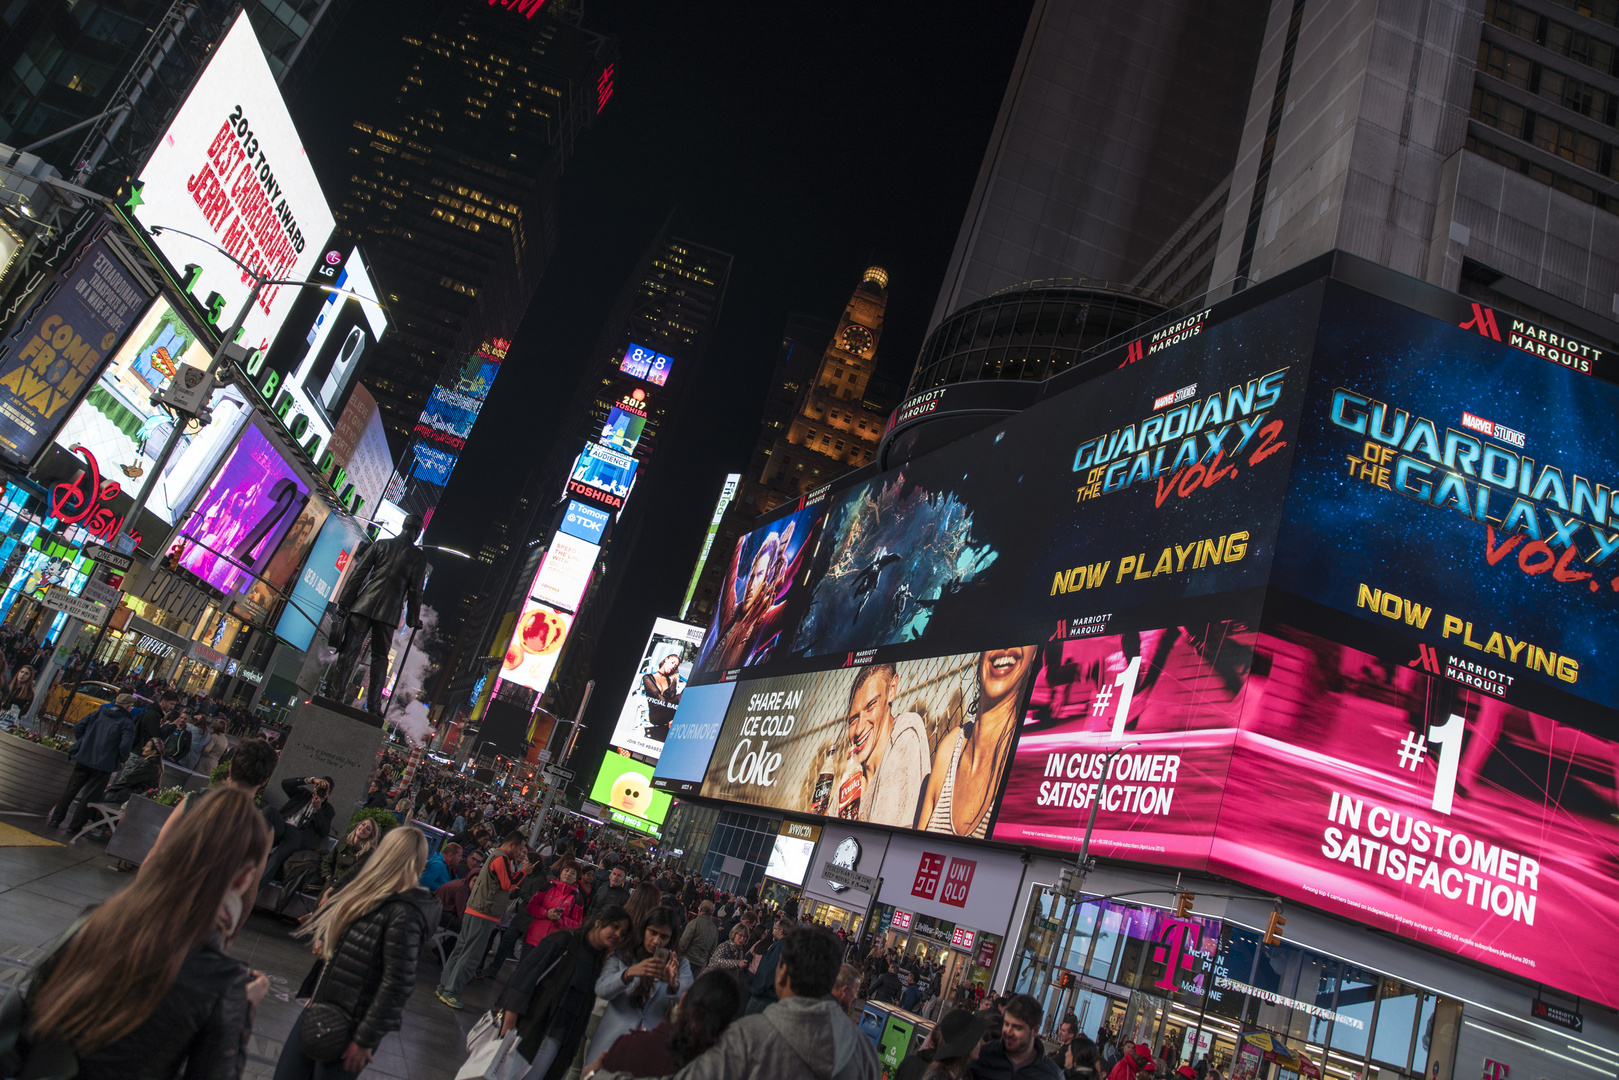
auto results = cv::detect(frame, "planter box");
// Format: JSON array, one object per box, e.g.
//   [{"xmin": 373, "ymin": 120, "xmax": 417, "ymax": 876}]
[
  {"xmin": 106, "ymin": 794, "xmax": 174, "ymax": 865},
  {"xmin": 0, "ymin": 734, "xmax": 73, "ymax": 814}
]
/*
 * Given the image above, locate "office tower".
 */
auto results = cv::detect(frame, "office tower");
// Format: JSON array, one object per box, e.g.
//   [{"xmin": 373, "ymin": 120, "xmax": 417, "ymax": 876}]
[
  {"xmin": 749, "ymin": 268, "xmax": 901, "ymax": 513},
  {"xmin": 245, "ymin": 0, "xmax": 356, "ymax": 88},
  {"xmin": 918, "ymin": 0, "xmax": 1619, "ymax": 396},
  {"xmin": 326, "ymin": 0, "xmax": 615, "ymax": 462},
  {"xmin": 446, "ymin": 223, "xmax": 732, "ymax": 732}
]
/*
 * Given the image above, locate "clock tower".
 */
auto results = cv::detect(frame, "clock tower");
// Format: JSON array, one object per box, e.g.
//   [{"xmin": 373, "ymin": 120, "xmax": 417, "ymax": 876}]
[{"xmin": 753, "ymin": 267, "xmax": 894, "ymax": 513}]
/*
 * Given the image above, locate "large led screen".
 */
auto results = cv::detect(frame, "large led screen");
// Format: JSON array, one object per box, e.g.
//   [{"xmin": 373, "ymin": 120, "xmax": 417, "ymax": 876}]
[
  {"xmin": 608, "ymin": 617, "xmax": 705, "ymax": 760},
  {"xmin": 699, "ymin": 648, "xmax": 1037, "ymax": 836},
  {"xmin": 687, "ymin": 285, "xmax": 1318, "ymax": 683},
  {"xmin": 274, "ymin": 514, "xmax": 365, "ymax": 650},
  {"xmin": 532, "ymin": 532, "xmax": 598, "ymax": 614},
  {"xmin": 566, "ymin": 443, "xmax": 637, "ymax": 512},
  {"xmin": 129, "ymin": 12, "xmax": 335, "ymax": 354},
  {"xmin": 500, "ymin": 592, "xmax": 573, "ymax": 695},
  {"xmin": 55, "ymin": 298, "xmax": 254, "ymax": 523},
  {"xmin": 764, "ymin": 833, "xmax": 816, "ymax": 885},
  {"xmin": 589, "ymin": 753, "xmax": 672, "ymax": 829},
  {"xmin": 0, "ymin": 234, "xmax": 150, "ymax": 467},
  {"xmin": 175, "ymin": 424, "xmax": 309, "ymax": 593},
  {"xmin": 1272, "ymin": 283, "xmax": 1619, "ymax": 712},
  {"xmin": 650, "ymin": 681, "xmax": 736, "ymax": 794},
  {"xmin": 619, "ymin": 343, "xmax": 673, "ymax": 386}
]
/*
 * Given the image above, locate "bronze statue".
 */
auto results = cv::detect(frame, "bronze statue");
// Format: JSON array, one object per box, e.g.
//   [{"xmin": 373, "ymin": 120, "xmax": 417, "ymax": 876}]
[{"xmin": 329, "ymin": 513, "xmax": 428, "ymax": 713}]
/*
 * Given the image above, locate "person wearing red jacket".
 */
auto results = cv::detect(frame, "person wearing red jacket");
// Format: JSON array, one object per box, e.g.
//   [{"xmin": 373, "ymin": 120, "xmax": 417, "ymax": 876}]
[
  {"xmin": 1107, "ymin": 1043, "xmax": 1158, "ymax": 1080},
  {"xmin": 526, "ymin": 859, "xmax": 586, "ymax": 945}
]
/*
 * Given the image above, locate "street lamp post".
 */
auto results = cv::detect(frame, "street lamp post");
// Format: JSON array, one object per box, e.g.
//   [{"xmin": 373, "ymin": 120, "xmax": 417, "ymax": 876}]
[
  {"xmin": 30, "ymin": 227, "xmax": 382, "ymax": 725},
  {"xmin": 1058, "ymin": 740, "xmax": 1140, "ymax": 900}
]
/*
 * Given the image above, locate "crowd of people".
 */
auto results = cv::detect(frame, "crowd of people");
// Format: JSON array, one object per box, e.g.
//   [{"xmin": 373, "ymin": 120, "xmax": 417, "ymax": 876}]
[{"xmin": 7, "ymin": 729, "xmax": 1212, "ymax": 1080}]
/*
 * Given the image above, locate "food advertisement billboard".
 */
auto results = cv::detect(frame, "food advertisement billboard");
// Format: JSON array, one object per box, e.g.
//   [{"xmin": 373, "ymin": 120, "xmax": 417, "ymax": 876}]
[
  {"xmin": 608, "ymin": 617, "xmax": 706, "ymax": 761},
  {"xmin": 0, "ymin": 232, "xmax": 150, "ymax": 467},
  {"xmin": 589, "ymin": 753, "xmax": 672, "ymax": 830},
  {"xmin": 699, "ymin": 648, "xmax": 1037, "ymax": 836},
  {"xmin": 128, "ymin": 11, "xmax": 335, "ymax": 354},
  {"xmin": 174, "ymin": 423, "xmax": 309, "ymax": 593},
  {"xmin": 499, "ymin": 584, "xmax": 573, "ymax": 695}
]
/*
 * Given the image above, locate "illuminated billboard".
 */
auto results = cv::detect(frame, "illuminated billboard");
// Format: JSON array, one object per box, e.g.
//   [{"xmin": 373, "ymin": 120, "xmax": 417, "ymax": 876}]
[
  {"xmin": 559, "ymin": 500, "xmax": 610, "ymax": 544},
  {"xmin": 274, "ymin": 513, "xmax": 365, "ymax": 650},
  {"xmin": 619, "ymin": 343, "xmax": 673, "ymax": 386},
  {"xmin": 565, "ymin": 443, "xmax": 637, "ymax": 512},
  {"xmin": 699, "ymin": 648, "xmax": 1037, "ymax": 835},
  {"xmin": 589, "ymin": 752, "xmax": 672, "ymax": 830},
  {"xmin": 500, "ymin": 587, "xmax": 573, "ymax": 695},
  {"xmin": 174, "ymin": 423, "xmax": 310, "ymax": 594},
  {"xmin": 765, "ymin": 832, "xmax": 816, "ymax": 886},
  {"xmin": 532, "ymin": 532, "xmax": 598, "ymax": 613},
  {"xmin": 608, "ymin": 617, "xmax": 705, "ymax": 760},
  {"xmin": 679, "ymin": 472, "xmax": 741, "ymax": 619},
  {"xmin": 649, "ymin": 681, "xmax": 736, "ymax": 794},
  {"xmin": 128, "ymin": 11, "xmax": 335, "ymax": 354},
  {"xmin": 0, "ymin": 232, "xmax": 150, "ymax": 468},
  {"xmin": 55, "ymin": 298, "xmax": 254, "ymax": 523}
]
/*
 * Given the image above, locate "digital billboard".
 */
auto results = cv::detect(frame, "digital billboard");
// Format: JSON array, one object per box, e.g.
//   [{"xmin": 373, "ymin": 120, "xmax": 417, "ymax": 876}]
[
  {"xmin": 174, "ymin": 423, "xmax": 309, "ymax": 593},
  {"xmin": 619, "ymin": 343, "xmax": 673, "ymax": 386},
  {"xmin": 608, "ymin": 617, "xmax": 705, "ymax": 760},
  {"xmin": 559, "ymin": 500, "xmax": 610, "ymax": 544},
  {"xmin": 128, "ymin": 11, "xmax": 335, "ymax": 355},
  {"xmin": 686, "ymin": 285, "xmax": 1318, "ymax": 684},
  {"xmin": 0, "ymin": 232, "xmax": 150, "ymax": 467},
  {"xmin": 650, "ymin": 681, "xmax": 736, "ymax": 794},
  {"xmin": 566, "ymin": 443, "xmax": 637, "ymax": 512},
  {"xmin": 392, "ymin": 337, "xmax": 506, "ymax": 516},
  {"xmin": 240, "ymin": 496, "xmax": 328, "ymax": 620},
  {"xmin": 1272, "ymin": 283, "xmax": 1619, "ymax": 712},
  {"xmin": 53, "ymin": 297, "xmax": 255, "ymax": 524},
  {"xmin": 328, "ymin": 385, "xmax": 393, "ymax": 515},
  {"xmin": 589, "ymin": 753, "xmax": 672, "ymax": 829},
  {"xmin": 600, "ymin": 404, "xmax": 647, "ymax": 455},
  {"xmin": 532, "ymin": 532, "xmax": 598, "ymax": 613},
  {"xmin": 765, "ymin": 833, "xmax": 816, "ymax": 885},
  {"xmin": 274, "ymin": 513, "xmax": 365, "ymax": 650},
  {"xmin": 500, "ymin": 590, "xmax": 573, "ymax": 695},
  {"xmin": 699, "ymin": 648, "xmax": 1037, "ymax": 836},
  {"xmin": 293, "ymin": 248, "xmax": 386, "ymax": 429}
]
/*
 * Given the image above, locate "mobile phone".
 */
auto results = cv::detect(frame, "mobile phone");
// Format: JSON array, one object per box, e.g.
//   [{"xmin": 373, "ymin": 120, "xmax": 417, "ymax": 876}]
[{"xmin": 654, "ymin": 946, "xmax": 670, "ymax": 963}]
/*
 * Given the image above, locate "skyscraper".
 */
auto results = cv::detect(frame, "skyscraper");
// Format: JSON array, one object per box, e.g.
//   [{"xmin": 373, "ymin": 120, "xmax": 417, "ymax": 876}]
[
  {"xmin": 324, "ymin": 0, "xmax": 615, "ymax": 463},
  {"xmin": 915, "ymin": 0, "xmax": 1619, "ymax": 396},
  {"xmin": 748, "ymin": 268, "xmax": 900, "ymax": 514},
  {"xmin": 443, "ymin": 221, "xmax": 732, "ymax": 739}
]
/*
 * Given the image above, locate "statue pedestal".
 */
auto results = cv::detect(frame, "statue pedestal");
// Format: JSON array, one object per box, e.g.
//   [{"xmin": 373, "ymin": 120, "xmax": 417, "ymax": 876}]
[{"xmin": 266, "ymin": 696, "xmax": 386, "ymax": 821}]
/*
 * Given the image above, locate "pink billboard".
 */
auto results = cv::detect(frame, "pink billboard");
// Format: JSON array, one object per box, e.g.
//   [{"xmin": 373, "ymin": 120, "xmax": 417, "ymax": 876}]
[{"xmin": 991, "ymin": 621, "xmax": 1619, "ymax": 1011}]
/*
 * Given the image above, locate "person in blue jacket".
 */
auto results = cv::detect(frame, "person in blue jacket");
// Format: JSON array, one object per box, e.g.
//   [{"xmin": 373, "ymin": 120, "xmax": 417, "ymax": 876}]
[
  {"xmin": 420, "ymin": 841, "xmax": 463, "ymax": 892},
  {"xmin": 49, "ymin": 692, "xmax": 136, "ymax": 833}
]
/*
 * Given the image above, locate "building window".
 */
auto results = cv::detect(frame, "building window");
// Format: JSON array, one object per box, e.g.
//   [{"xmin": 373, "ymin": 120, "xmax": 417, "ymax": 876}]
[{"xmin": 1470, "ymin": 88, "xmax": 1528, "ymax": 139}]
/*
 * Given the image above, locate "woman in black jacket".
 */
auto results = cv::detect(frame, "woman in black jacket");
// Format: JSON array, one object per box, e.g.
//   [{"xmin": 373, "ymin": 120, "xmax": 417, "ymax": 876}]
[
  {"xmin": 277, "ymin": 826, "xmax": 436, "ymax": 1079},
  {"xmin": 496, "ymin": 904, "xmax": 632, "ymax": 1080},
  {"xmin": 23, "ymin": 786, "xmax": 271, "ymax": 1079}
]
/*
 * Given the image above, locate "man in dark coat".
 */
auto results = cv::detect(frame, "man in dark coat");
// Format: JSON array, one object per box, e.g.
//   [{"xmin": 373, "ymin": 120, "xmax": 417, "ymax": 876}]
[
  {"xmin": 264, "ymin": 775, "xmax": 336, "ymax": 883},
  {"xmin": 49, "ymin": 693, "xmax": 136, "ymax": 832},
  {"xmin": 498, "ymin": 905, "xmax": 632, "ymax": 1080},
  {"xmin": 330, "ymin": 513, "xmax": 428, "ymax": 713},
  {"xmin": 133, "ymin": 689, "xmax": 178, "ymax": 749}
]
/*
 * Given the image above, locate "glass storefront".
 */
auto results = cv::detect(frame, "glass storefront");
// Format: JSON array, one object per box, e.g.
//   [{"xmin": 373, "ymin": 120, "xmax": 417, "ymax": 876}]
[
  {"xmin": 1010, "ymin": 886, "xmax": 1462, "ymax": 1080},
  {"xmin": 802, "ymin": 897, "xmax": 865, "ymax": 935},
  {"xmin": 876, "ymin": 905, "xmax": 1002, "ymax": 1008}
]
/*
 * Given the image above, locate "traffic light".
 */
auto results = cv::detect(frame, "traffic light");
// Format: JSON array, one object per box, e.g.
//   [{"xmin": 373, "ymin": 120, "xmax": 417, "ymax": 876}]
[
  {"xmin": 1174, "ymin": 892, "xmax": 1195, "ymax": 918},
  {"xmin": 1263, "ymin": 909, "xmax": 1287, "ymax": 945}
]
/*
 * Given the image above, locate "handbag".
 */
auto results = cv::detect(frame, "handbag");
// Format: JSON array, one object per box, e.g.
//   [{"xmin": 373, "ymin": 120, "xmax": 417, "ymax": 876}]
[
  {"xmin": 464, "ymin": 1008, "xmax": 501, "ymax": 1056},
  {"xmin": 297, "ymin": 955, "xmax": 355, "ymax": 1063},
  {"xmin": 455, "ymin": 1030, "xmax": 516, "ymax": 1080}
]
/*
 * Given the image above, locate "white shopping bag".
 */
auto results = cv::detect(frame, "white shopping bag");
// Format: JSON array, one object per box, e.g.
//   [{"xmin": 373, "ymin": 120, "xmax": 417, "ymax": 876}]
[
  {"xmin": 455, "ymin": 1030, "xmax": 517, "ymax": 1080},
  {"xmin": 465, "ymin": 1008, "xmax": 501, "ymax": 1055}
]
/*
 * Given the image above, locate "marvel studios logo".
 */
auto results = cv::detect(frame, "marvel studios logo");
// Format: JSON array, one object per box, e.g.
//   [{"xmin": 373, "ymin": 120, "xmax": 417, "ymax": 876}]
[
  {"xmin": 1460, "ymin": 411, "xmax": 1526, "ymax": 448},
  {"xmin": 1153, "ymin": 383, "xmax": 1197, "ymax": 410}
]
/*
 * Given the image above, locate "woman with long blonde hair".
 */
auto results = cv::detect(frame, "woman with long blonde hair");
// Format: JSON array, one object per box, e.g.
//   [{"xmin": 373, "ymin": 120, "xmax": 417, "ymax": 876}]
[
  {"xmin": 24, "ymin": 785, "xmax": 270, "ymax": 1079},
  {"xmin": 277, "ymin": 826, "xmax": 437, "ymax": 1079}
]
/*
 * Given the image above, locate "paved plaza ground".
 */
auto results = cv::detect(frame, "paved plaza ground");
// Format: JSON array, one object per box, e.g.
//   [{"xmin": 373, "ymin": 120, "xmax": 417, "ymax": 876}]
[{"xmin": 0, "ymin": 813, "xmax": 505, "ymax": 1080}]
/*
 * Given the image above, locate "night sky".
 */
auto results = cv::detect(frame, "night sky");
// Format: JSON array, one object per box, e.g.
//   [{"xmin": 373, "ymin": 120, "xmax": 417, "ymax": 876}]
[{"xmin": 297, "ymin": 0, "xmax": 1033, "ymax": 785}]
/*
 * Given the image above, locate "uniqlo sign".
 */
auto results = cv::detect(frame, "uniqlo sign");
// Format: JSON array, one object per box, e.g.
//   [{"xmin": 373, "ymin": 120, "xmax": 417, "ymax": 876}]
[
  {"xmin": 940, "ymin": 857, "xmax": 976, "ymax": 908},
  {"xmin": 911, "ymin": 852, "xmax": 946, "ymax": 900}
]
